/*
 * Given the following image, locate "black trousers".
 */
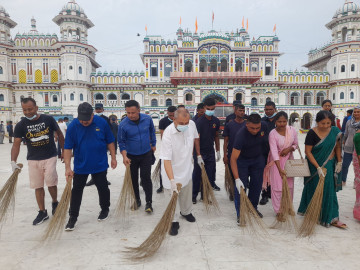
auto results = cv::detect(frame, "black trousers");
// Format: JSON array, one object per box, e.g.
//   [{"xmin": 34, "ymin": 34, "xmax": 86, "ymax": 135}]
[
  {"xmin": 69, "ymin": 170, "xmax": 110, "ymax": 218},
  {"xmin": 127, "ymin": 151, "xmax": 153, "ymax": 203}
]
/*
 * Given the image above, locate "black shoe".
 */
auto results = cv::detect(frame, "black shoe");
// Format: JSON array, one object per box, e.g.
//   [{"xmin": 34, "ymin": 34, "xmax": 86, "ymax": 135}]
[
  {"xmin": 98, "ymin": 209, "xmax": 109, "ymax": 221},
  {"xmin": 237, "ymin": 218, "xmax": 240, "ymax": 226},
  {"xmin": 192, "ymin": 197, "xmax": 197, "ymax": 204},
  {"xmin": 180, "ymin": 212, "xmax": 196, "ymax": 222},
  {"xmin": 212, "ymin": 184, "xmax": 221, "ymax": 191},
  {"xmin": 156, "ymin": 186, "xmax": 163, "ymax": 193},
  {"xmin": 259, "ymin": 196, "xmax": 268, "ymax": 205},
  {"xmin": 169, "ymin": 222, "xmax": 180, "ymax": 236},
  {"xmin": 65, "ymin": 216, "xmax": 77, "ymax": 231},
  {"xmin": 107, "ymin": 181, "xmax": 111, "ymax": 185},
  {"xmin": 33, "ymin": 210, "xmax": 49, "ymax": 225},
  {"xmin": 52, "ymin": 201, "xmax": 59, "ymax": 215},
  {"xmin": 145, "ymin": 202, "xmax": 153, "ymax": 213},
  {"xmin": 85, "ymin": 178, "xmax": 95, "ymax": 186},
  {"xmin": 256, "ymin": 209, "xmax": 263, "ymax": 218}
]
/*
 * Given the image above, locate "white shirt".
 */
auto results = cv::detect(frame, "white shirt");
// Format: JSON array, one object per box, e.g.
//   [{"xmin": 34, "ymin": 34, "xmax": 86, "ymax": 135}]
[
  {"xmin": 160, "ymin": 121, "xmax": 199, "ymax": 189},
  {"xmin": 59, "ymin": 122, "xmax": 67, "ymax": 137}
]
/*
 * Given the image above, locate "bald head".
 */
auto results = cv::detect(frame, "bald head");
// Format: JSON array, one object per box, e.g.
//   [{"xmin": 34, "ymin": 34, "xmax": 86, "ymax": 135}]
[{"xmin": 174, "ymin": 108, "xmax": 190, "ymax": 127}]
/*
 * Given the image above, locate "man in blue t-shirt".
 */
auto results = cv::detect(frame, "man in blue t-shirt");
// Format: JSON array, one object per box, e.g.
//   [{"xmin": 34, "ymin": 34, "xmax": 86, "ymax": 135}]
[
  {"xmin": 192, "ymin": 97, "xmax": 221, "ymax": 204},
  {"xmin": 230, "ymin": 113, "xmax": 268, "ymax": 223},
  {"xmin": 223, "ymin": 104, "xmax": 246, "ymax": 201},
  {"xmin": 64, "ymin": 102, "xmax": 116, "ymax": 231},
  {"xmin": 118, "ymin": 100, "xmax": 156, "ymax": 213}
]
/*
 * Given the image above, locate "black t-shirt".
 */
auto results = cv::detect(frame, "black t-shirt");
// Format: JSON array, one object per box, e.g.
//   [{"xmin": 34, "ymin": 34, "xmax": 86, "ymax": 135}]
[
  {"xmin": 100, "ymin": 115, "xmax": 111, "ymax": 127},
  {"xmin": 196, "ymin": 115, "xmax": 220, "ymax": 154},
  {"xmin": 225, "ymin": 113, "xmax": 236, "ymax": 124},
  {"xmin": 233, "ymin": 123, "xmax": 268, "ymax": 159},
  {"xmin": 14, "ymin": 114, "xmax": 59, "ymax": 160},
  {"xmin": 223, "ymin": 120, "xmax": 246, "ymax": 156},
  {"xmin": 159, "ymin": 117, "xmax": 173, "ymax": 130},
  {"xmin": 305, "ymin": 129, "xmax": 321, "ymax": 146}
]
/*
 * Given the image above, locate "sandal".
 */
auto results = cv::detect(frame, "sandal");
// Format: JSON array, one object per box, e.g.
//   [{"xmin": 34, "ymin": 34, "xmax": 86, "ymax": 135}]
[{"xmin": 331, "ymin": 221, "xmax": 348, "ymax": 229}]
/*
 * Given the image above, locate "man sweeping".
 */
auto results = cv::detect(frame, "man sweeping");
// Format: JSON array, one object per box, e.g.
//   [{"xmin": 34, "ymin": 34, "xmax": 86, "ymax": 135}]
[
  {"xmin": 160, "ymin": 109, "xmax": 199, "ymax": 235},
  {"xmin": 64, "ymin": 102, "xmax": 116, "ymax": 231},
  {"xmin": 11, "ymin": 98, "xmax": 64, "ymax": 225},
  {"xmin": 230, "ymin": 113, "xmax": 268, "ymax": 223}
]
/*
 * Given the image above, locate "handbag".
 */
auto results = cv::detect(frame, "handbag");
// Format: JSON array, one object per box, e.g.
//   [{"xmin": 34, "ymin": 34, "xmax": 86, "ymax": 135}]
[{"xmin": 285, "ymin": 147, "xmax": 311, "ymax": 177}]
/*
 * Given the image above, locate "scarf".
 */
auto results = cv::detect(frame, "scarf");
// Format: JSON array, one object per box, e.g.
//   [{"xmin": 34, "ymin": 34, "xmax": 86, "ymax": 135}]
[{"xmin": 350, "ymin": 105, "xmax": 360, "ymax": 131}]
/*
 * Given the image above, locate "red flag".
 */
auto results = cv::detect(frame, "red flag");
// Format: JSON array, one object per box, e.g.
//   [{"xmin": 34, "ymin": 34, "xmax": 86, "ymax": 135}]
[
  {"xmin": 180, "ymin": 16, "xmax": 182, "ymax": 26},
  {"xmin": 212, "ymin": 11, "xmax": 214, "ymax": 23},
  {"xmin": 246, "ymin": 19, "xmax": 248, "ymax": 31},
  {"xmin": 145, "ymin": 25, "xmax": 147, "ymax": 32},
  {"xmin": 273, "ymin": 24, "xmax": 276, "ymax": 33},
  {"xmin": 242, "ymin": 16, "xmax": 244, "ymax": 28},
  {"xmin": 195, "ymin": 17, "xmax": 198, "ymax": 33}
]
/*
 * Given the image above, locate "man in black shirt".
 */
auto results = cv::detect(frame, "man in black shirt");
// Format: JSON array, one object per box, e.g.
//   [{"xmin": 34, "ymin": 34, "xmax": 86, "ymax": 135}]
[
  {"xmin": 110, "ymin": 117, "xmax": 119, "ymax": 154},
  {"xmin": 192, "ymin": 103, "xmax": 205, "ymax": 122},
  {"xmin": 225, "ymin": 100, "xmax": 242, "ymax": 125},
  {"xmin": 11, "ymin": 98, "xmax": 64, "ymax": 225},
  {"xmin": 156, "ymin": 106, "xmax": 177, "ymax": 193},
  {"xmin": 259, "ymin": 101, "xmax": 277, "ymax": 205}
]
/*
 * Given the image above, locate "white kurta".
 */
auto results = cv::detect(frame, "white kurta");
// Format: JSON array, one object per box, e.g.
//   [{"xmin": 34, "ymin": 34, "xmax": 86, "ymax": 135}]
[{"xmin": 159, "ymin": 121, "xmax": 199, "ymax": 189}]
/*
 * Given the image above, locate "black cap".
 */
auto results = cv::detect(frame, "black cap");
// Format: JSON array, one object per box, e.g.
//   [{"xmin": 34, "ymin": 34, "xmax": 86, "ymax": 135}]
[
  {"xmin": 78, "ymin": 102, "xmax": 93, "ymax": 121},
  {"xmin": 95, "ymin": 103, "xmax": 103, "ymax": 109}
]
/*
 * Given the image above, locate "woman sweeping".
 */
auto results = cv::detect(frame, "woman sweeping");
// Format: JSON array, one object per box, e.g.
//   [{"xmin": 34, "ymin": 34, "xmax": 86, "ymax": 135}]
[
  {"xmin": 298, "ymin": 110, "xmax": 346, "ymax": 229},
  {"xmin": 264, "ymin": 111, "xmax": 298, "ymax": 219},
  {"xmin": 353, "ymin": 121, "xmax": 360, "ymax": 221}
]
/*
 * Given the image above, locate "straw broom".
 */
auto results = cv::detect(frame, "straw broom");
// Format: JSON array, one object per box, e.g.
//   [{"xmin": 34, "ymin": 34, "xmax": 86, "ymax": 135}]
[
  {"xmin": 42, "ymin": 176, "xmax": 72, "ymax": 242},
  {"xmin": 115, "ymin": 165, "xmax": 137, "ymax": 217},
  {"xmin": 271, "ymin": 175, "xmax": 297, "ymax": 231},
  {"xmin": 151, "ymin": 160, "xmax": 161, "ymax": 187},
  {"xmin": 298, "ymin": 168, "xmax": 327, "ymax": 237},
  {"xmin": 0, "ymin": 163, "xmax": 23, "ymax": 225},
  {"xmin": 125, "ymin": 183, "xmax": 182, "ymax": 260},
  {"xmin": 200, "ymin": 164, "xmax": 220, "ymax": 213},
  {"xmin": 224, "ymin": 164, "xmax": 235, "ymax": 199},
  {"xmin": 239, "ymin": 187, "xmax": 268, "ymax": 236}
]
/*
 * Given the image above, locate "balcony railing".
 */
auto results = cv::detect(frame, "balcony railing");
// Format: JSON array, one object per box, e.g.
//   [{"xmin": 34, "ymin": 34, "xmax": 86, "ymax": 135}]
[{"xmin": 170, "ymin": 71, "xmax": 261, "ymax": 79}]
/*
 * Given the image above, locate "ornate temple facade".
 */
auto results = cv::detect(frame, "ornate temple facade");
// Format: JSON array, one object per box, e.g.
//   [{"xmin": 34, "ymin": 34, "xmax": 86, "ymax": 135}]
[{"xmin": 0, "ymin": 0, "xmax": 359, "ymax": 128}]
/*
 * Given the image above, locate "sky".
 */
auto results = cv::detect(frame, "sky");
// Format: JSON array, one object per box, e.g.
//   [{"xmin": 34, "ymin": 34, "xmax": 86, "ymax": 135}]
[{"xmin": 3, "ymin": 0, "xmax": 345, "ymax": 73}]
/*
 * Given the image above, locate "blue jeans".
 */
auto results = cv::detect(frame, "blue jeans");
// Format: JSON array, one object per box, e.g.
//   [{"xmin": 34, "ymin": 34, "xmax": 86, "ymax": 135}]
[
  {"xmin": 234, "ymin": 155, "xmax": 265, "ymax": 217},
  {"xmin": 341, "ymin": 152, "xmax": 353, "ymax": 182}
]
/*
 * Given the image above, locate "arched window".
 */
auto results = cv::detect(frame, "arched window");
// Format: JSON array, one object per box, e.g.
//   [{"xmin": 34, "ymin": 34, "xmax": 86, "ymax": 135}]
[
  {"xmin": 290, "ymin": 92, "xmax": 300, "ymax": 105},
  {"xmin": 251, "ymin": 97, "xmax": 257, "ymax": 106},
  {"xmin": 151, "ymin": 99, "xmax": 158, "ymax": 107},
  {"xmin": 51, "ymin": 70, "xmax": 59, "ymax": 83},
  {"xmin": 351, "ymin": 64, "xmax": 355, "ymax": 72},
  {"xmin": 0, "ymin": 94, "xmax": 4, "ymax": 101},
  {"xmin": 341, "ymin": 65, "xmax": 345, "ymax": 73},
  {"xmin": 265, "ymin": 63, "xmax": 272, "ymax": 76},
  {"xmin": 333, "ymin": 93, "xmax": 335, "ymax": 100},
  {"xmin": 350, "ymin": 92, "xmax": 354, "ymax": 99},
  {"xmin": 165, "ymin": 98, "xmax": 172, "ymax": 107},
  {"xmin": 235, "ymin": 60, "xmax": 243, "ymax": 72},
  {"xmin": 235, "ymin": 93, "xmax": 242, "ymax": 101},
  {"xmin": 199, "ymin": 59, "xmax": 207, "ymax": 72},
  {"xmin": 95, "ymin": 93, "xmax": 104, "ymax": 100},
  {"xmin": 340, "ymin": 92, "xmax": 344, "ymax": 99},
  {"xmin": 220, "ymin": 59, "xmax": 228, "ymax": 72},
  {"xmin": 121, "ymin": 93, "xmax": 130, "ymax": 100},
  {"xmin": 185, "ymin": 93, "xmax": 192, "ymax": 101},
  {"xmin": 210, "ymin": 58, "xmax": 217, "ymax": 72},
  {"xmin": 70, "ymin": 93, "xmax": 74, "ymax": 101},
  {"xmin": 79, "ymin": 66, "xmax": 82, "ymax": 74},
  {"xmin": 184, "ymin": 61, "xmax": 192, "ymax": 72},
  {"xmin": 80, "ymin": 93, "xmax": 84, "ymax": 101},
  {"xmin": 108, "ymin": 93, "xmax": 117, "ymax": 100},
  {"xmin": 69, "ymin": 65, "xmax": 73, "ymax": 70},
  {"xmin": 316, "ymin": 92, "xmax": 325, "ymax": 105},
  {"xmin": 266, "ymin": 97, "xmax": 272, "ymax": 103},
  {"xmin": 0, "ymin": 66, "xmax": 3, "ymax": 74},
  {"xmin": 52, "ymin": 95, "xmax": 58, "ymax": 102},
  {"xmin": 304, "ymin": 92, "xmax": 312, "ymax": 105}
]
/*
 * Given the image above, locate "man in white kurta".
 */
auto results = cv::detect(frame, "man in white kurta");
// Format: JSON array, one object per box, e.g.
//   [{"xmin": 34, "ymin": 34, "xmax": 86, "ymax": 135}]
[{"xmin": 160, "ymin": 109, "xmax": 200, "ymax": 236}]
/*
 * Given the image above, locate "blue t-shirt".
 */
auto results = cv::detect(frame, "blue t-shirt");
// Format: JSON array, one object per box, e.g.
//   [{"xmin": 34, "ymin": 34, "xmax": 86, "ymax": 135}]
[
  {"xmin": 233, "ymin": 123, "xmax": 268, "ymax": 159},
  {"xmin": 64, "ymin": 115, "xmax": 115, "ymax": 174},
  {"xmin": 223, "ymin": 120, "xmax": 246, "ymax": 156},
  {"xmin": 196, "ymin": 115, "xmax": 220, "ymax": 154}
]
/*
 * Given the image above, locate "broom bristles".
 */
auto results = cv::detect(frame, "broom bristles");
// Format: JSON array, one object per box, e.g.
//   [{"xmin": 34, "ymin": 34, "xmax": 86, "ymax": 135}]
[
  {"xmin": 125, "ymin": 183, "xmax": 182, "ymax": 260},
  {"xmin": 224, "ymin": 164, "xmax": 235, "ymax": 197},
  {"xmin": 271, "ymin": 175, "xmax": 297, "ymax": 231},
  {"xmin": 42, "ymin": 176, "xmax": 72, "ymax": 242},
  {"xmin": 115, "ymin": 165, "xmax": 137, "ymax": 218},
  {"xmin": 239, "ymin": 187, "xmax": 268, "ymax": 236},
  {"xmin": 151, "ymin": 160, "xmax": 161, "ymax": 187},
  {"xmin": 298, "ymin": 168, "xmax": 327, "ymax": 237},
  {"xmin": 0, "ymin": 164, "xmax": 23, "ymax": 225},
  {"xmin": 200, "ymin": 164, "xmax": 220, "ymax": 214}
]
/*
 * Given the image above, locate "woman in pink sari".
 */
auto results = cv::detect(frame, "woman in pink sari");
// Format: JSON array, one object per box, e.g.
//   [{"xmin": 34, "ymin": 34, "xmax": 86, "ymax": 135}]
[
  {"xmin": 352, "ymin": 105, "xmax": 360, "ymax": 221},
  {"xmin": 263, "ymin": 111, "xmax": 298, "ymax": 217}
]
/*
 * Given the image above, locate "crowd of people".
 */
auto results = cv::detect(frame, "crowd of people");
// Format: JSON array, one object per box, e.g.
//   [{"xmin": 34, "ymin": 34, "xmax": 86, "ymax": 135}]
[{"xmin": 5, "ymin": 96, "xmax": 360, "ymax": 235}]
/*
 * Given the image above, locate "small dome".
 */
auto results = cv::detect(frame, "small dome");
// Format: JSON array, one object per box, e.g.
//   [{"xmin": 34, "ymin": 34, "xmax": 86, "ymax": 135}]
[
  {"xmin": 0, "ymin": 5, "xmax": 9, "ymax": 17},
  {"xmin": 61, "ymin": 0, "xmax": 86, "ymax": 17},
  {"xmin": 333, "ymin": 1, "xmax": 360, "ymax": 18}
]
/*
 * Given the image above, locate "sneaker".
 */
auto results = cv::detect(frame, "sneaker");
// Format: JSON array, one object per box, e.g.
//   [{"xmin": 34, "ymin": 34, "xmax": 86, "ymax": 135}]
[
  {"xmin": 237, "ymin": 218, "xmax": 240, "ymax": 226},
  {"xmin": 98, "ymin": 209, "xmax": 109, "ymax": 221},
  {"xmin": 52, "ymin": 201, "xmax": 59, "ymax": 215},
  {"xmin": 65, "ymin": 216, "xmax": 77, "ymax": 231},
  {"xmin": 33, "ymin": 210, "xmax": 49, "ymax": 225},
  {"xmin": 85, "ymin": 178, "xmax": 95, "ymax": 186},
  {"xmin": 212, "ymin": 184, "xmax": 221, "ymax": 191},
  {"xmin": 169, "ymin": 222, "xmax": 180, "ymax": 236},
  {"xmin": 180, "ymin": 212, "xmax": 196, "ymax": 222},
  {"xmin": 156, "ymin": 186, "xmax": 163, "ymax": 193},
  {"xmin": 145, "ymin": 202, "xmax": 153, "ymax": 213},
  {"xmin": 256, "ymin": 209, "xmax": 263, "ymax": 218},
  {"xmin": 192, "ymin": 197, "xmax": 197, "ymax": 204},
  {"xmin": 259, "ymin": 196, "xmax": 268, "ymax": 205},
  {"xmin": 131, "ymin": 199, "xmax": 141, "ymax": 211}
]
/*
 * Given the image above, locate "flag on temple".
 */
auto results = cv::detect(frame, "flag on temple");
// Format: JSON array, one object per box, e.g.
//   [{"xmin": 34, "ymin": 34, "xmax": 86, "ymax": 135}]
[
  {"xmin": 246, "ymin": 19, "xmax": 248, "ymax": 31},
  {"xmin": 195, "ymin": 17, "xmax": 198, "ymax": 33},
  {"xmin": 212, "ymin": 11, "xmax": 214, "ymax": 23},
  {"xmin": 273, "ymin": 24, "xmax": 277, "ymax": 33},
  {"xmin": 145, "ymin": 25, "xmax": 147, "ymax": 32},
  {"xmin": 180, "ymin": 16, "xmax": 182, "ymax": 26},
  {"xmin": 242, "ymin": 17, "xmax": 244, "ymax": 28}
]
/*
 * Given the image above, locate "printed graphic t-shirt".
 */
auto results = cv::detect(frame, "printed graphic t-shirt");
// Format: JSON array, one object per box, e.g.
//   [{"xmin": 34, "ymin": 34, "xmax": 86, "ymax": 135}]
[{"xmin": 14, "ymin": 114, "xmax": 59, "ymax": 160}]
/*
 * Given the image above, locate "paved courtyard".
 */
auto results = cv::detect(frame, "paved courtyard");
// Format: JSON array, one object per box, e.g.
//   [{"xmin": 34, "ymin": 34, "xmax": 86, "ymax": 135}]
[{"xmin": 0, "ymin": 133, "xmax": 359, "ymax": 270}]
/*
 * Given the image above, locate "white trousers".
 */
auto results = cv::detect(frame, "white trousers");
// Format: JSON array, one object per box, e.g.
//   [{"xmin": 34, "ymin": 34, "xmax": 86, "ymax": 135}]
[{"xmin": 167, "ymin": 180, "xmax": 193, "ymax": 222}]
